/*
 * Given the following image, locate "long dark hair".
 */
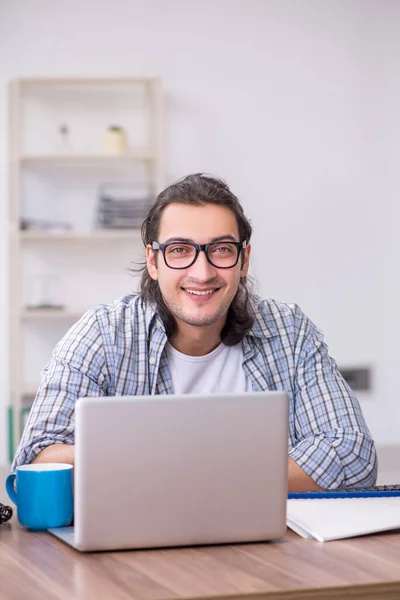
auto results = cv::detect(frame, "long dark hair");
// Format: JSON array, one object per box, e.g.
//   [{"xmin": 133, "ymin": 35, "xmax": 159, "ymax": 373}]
[{"xmin": 139, "ymin": 173, "xmax": 255, "ymax": 345}]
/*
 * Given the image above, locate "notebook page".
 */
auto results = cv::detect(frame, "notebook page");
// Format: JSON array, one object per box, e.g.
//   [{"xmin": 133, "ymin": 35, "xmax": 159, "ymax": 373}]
[{"xmin": 287, "ymin": 497, "xmax": 400, "ymax": 542}]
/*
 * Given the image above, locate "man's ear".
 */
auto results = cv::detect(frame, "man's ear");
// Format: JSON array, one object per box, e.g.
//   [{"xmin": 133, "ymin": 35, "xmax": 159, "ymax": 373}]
[
  {"xmin": 146, "ymin": 245, "xmax": 158, "ymax": 280},
  {"xmin": 240, "ymin": 243, "xmax": 251, "ymax": 277}
]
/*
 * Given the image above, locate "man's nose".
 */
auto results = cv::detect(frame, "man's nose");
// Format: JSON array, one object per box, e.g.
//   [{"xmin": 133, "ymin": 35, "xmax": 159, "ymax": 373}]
[{"xmin": 187, "ymin": 250, "xmax": 217, "ymax": 279}]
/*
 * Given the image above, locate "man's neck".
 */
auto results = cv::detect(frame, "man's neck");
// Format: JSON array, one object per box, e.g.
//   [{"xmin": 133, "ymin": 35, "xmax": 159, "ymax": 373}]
[{"xmin": 168, "ymin": 321, "xmax": 224, "ymax": 356}]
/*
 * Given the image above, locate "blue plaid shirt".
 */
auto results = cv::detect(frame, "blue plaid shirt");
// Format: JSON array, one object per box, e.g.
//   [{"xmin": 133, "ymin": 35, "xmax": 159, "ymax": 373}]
[{"xmin": 12, "ymin": 294, "xmax": 377, "ymax": 488}]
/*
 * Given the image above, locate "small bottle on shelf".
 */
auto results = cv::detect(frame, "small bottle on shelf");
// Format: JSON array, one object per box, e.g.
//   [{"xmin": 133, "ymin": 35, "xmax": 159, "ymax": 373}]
[{"xmin": 103, "ymin": 125, "xmax": 127, "ymax": 155}]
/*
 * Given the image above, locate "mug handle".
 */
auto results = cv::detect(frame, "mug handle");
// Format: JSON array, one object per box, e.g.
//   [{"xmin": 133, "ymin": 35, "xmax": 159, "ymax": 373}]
[{"xmin": 6, "ymin": 473, "xmax": 17, "ymax": 505}]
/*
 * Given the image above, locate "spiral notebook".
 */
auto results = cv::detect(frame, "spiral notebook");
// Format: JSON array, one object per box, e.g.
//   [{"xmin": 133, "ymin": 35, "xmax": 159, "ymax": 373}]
[{"xmin": 287, "ymin": 497, "xmax": 400, "ymax": 542}]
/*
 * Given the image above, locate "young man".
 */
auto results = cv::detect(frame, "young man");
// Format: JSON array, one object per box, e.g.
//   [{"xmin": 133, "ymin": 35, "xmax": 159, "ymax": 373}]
[{"xmin": 12, "ymin": 174, "xmax": 377, "ymax": 491}]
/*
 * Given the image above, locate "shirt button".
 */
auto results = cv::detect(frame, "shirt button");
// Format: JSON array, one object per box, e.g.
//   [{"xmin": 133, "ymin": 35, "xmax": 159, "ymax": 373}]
[{"xmin": 149, "ymin": 357, "xmax": 156, "ymax": 365}]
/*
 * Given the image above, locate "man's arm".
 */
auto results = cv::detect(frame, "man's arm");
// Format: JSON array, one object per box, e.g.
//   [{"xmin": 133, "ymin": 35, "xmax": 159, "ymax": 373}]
[
  {"xmin": 288, "ymin": 305, "xmax": 377, "ymax": 490},
  {"xmin": 288, "ymin": 457, "xmax": 322, "ymax": 492},
  {"xmin": 11, "ymin": 308, "xmax": 109, "ymax": 470},
  {"xmin": 32, "ymin": 444, "xmax": 75, "ymax": 465}
]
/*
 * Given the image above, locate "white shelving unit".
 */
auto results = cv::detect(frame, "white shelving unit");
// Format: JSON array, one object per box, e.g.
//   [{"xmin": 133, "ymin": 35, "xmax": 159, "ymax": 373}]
[
  {"xmin": 17, "ymin": 229, "xmax": 143, "ymax": 241},
  {"xmin": 20, "ymin": 154, "xmax": 156, "ymax": 164},
  {"xmin": 7, "ymin": 77, "xmax": 164, "ymax": 460}
]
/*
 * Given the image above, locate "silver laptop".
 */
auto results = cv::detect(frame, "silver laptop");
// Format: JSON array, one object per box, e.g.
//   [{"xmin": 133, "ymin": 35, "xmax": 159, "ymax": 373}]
[{"xmin": 49, "ymin": 391, "xmax": 288, "ymax": 551}]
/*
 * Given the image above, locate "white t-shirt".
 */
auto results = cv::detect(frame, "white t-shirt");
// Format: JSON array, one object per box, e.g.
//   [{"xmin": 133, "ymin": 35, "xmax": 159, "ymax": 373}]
[{"xmin": 165, "ymin": 341, "xmax": 254, "ymax": 394}]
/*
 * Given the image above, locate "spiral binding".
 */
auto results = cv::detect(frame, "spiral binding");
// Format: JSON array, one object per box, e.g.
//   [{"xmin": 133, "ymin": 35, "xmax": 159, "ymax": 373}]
[{"xmin": 0, "ymin": 502, "xmax": 13, "ymax": 524}]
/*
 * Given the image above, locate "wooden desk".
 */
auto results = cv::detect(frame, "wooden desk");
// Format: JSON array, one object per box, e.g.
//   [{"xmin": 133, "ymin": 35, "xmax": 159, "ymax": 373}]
[{"xmin": 1, "ymin": 516, "xmax": 400, "ymax": 600}]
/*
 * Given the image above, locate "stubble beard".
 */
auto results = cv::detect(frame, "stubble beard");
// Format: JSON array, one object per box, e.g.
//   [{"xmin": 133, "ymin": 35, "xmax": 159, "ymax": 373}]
[{"xmin": 165, "ymin": 291, "xmax": 233, "ymax": 328}]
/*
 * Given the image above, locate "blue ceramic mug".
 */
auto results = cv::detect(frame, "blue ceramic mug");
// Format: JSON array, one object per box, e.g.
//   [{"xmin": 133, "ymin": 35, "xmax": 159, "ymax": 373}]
[{"xmin": 6, "ymin": 463, "xmax": 73, "ymax": 530}]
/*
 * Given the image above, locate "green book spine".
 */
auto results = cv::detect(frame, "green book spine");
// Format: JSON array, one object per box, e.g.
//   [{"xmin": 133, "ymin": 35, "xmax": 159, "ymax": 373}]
[{"xmin": 7, "ymin": 406, "xmax": 14, "ymax": 464}]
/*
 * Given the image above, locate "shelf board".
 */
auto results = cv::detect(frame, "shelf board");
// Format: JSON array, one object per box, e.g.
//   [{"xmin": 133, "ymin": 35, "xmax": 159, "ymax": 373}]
[
  {"xmin": 20, "ymin": 308, "xmax": 84, "ymax": 320},
  {"xmin": 20, "ymin": 386, "xmax": 39, "ymax": 399},
  {"xmin": 19, "ymin": 153, "xmax": 155, "ymax": 166},
  {"xmin": 17, "ymin": 229, "xmax": 142, "ymax": 241},
  {"xmin": 18, "ymin": 76, "xmax": 160, "ymax": 86},
  {"xmin": 9, "ymin": 385, "xmax": 38, "ymax": 398}
]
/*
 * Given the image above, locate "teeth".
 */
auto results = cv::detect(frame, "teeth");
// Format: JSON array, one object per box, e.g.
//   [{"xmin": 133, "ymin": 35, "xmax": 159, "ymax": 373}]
[{"xmin": 186, "ymin": 289, "xmax": 215, "ymax": 296}]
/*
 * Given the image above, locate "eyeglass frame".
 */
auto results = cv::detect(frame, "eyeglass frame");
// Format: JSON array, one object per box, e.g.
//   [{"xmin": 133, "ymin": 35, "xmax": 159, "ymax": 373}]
[{"xmin": 151, "ymin": 240, "xmax": 248, "ymax": 270}]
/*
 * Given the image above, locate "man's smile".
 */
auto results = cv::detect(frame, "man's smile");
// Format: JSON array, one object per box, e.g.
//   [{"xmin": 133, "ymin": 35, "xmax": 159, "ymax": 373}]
[{"xmin": 182, "ymin": 287, "xmax": 221, "ymax": 300}]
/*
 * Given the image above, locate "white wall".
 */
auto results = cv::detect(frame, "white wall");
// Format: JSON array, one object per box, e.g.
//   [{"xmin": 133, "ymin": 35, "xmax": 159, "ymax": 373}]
[{"xmin": 1, "ymin": 0, "xmax": 399, "ymax": 465}]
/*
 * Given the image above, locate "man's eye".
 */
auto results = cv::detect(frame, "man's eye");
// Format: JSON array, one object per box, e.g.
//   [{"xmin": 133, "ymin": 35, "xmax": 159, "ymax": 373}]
[
  {"xmin": 169, "ymin": 246, "xmax": 190, "ymax": 254},
  {"xmin": 212, "ymin": 245, "xmax": 234, "ymax": 254}
]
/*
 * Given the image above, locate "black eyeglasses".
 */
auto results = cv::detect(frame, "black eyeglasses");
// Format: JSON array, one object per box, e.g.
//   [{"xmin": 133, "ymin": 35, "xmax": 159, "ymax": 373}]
[{"xmin": 152, "ymin": 240, "xmax": 247, "ymax": 270}]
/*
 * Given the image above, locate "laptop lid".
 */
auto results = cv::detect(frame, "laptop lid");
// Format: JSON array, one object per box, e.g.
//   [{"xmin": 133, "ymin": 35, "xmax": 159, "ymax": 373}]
[{"xmin": 73, "ymin": 391, "xmax": 288, "ymax": 551}]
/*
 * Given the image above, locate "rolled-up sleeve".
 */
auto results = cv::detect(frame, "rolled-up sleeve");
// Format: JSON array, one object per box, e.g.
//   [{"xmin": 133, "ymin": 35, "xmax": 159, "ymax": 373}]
[
  {"xmin": 12, "ymin": 308, "xmax": 110, "ymax": 470},
  {"xmin": 289, "ymin": 308, "xmax": 377, "ymax": 489}
]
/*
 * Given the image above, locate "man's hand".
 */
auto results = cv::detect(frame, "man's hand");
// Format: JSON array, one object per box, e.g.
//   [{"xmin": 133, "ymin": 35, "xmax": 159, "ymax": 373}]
[
  {"xmin": 288, "ymin": 456, "xmax": 323, "ymax": 492},
  {"xmin": 32, "ymin": 444, "xmax": 75, "ymax": 466}
]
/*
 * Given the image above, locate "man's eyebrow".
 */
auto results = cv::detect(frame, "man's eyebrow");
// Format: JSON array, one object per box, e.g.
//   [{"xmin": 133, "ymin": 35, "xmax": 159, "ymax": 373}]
[{"xmin": 163, "ymin": 234, "xmax": 239, "ymax": 244}]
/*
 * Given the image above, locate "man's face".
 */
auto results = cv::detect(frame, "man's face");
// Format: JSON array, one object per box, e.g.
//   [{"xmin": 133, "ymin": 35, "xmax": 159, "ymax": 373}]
[{"xmin": 146, "ymin": 203, "xmax": 251, "ymax": 330}]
